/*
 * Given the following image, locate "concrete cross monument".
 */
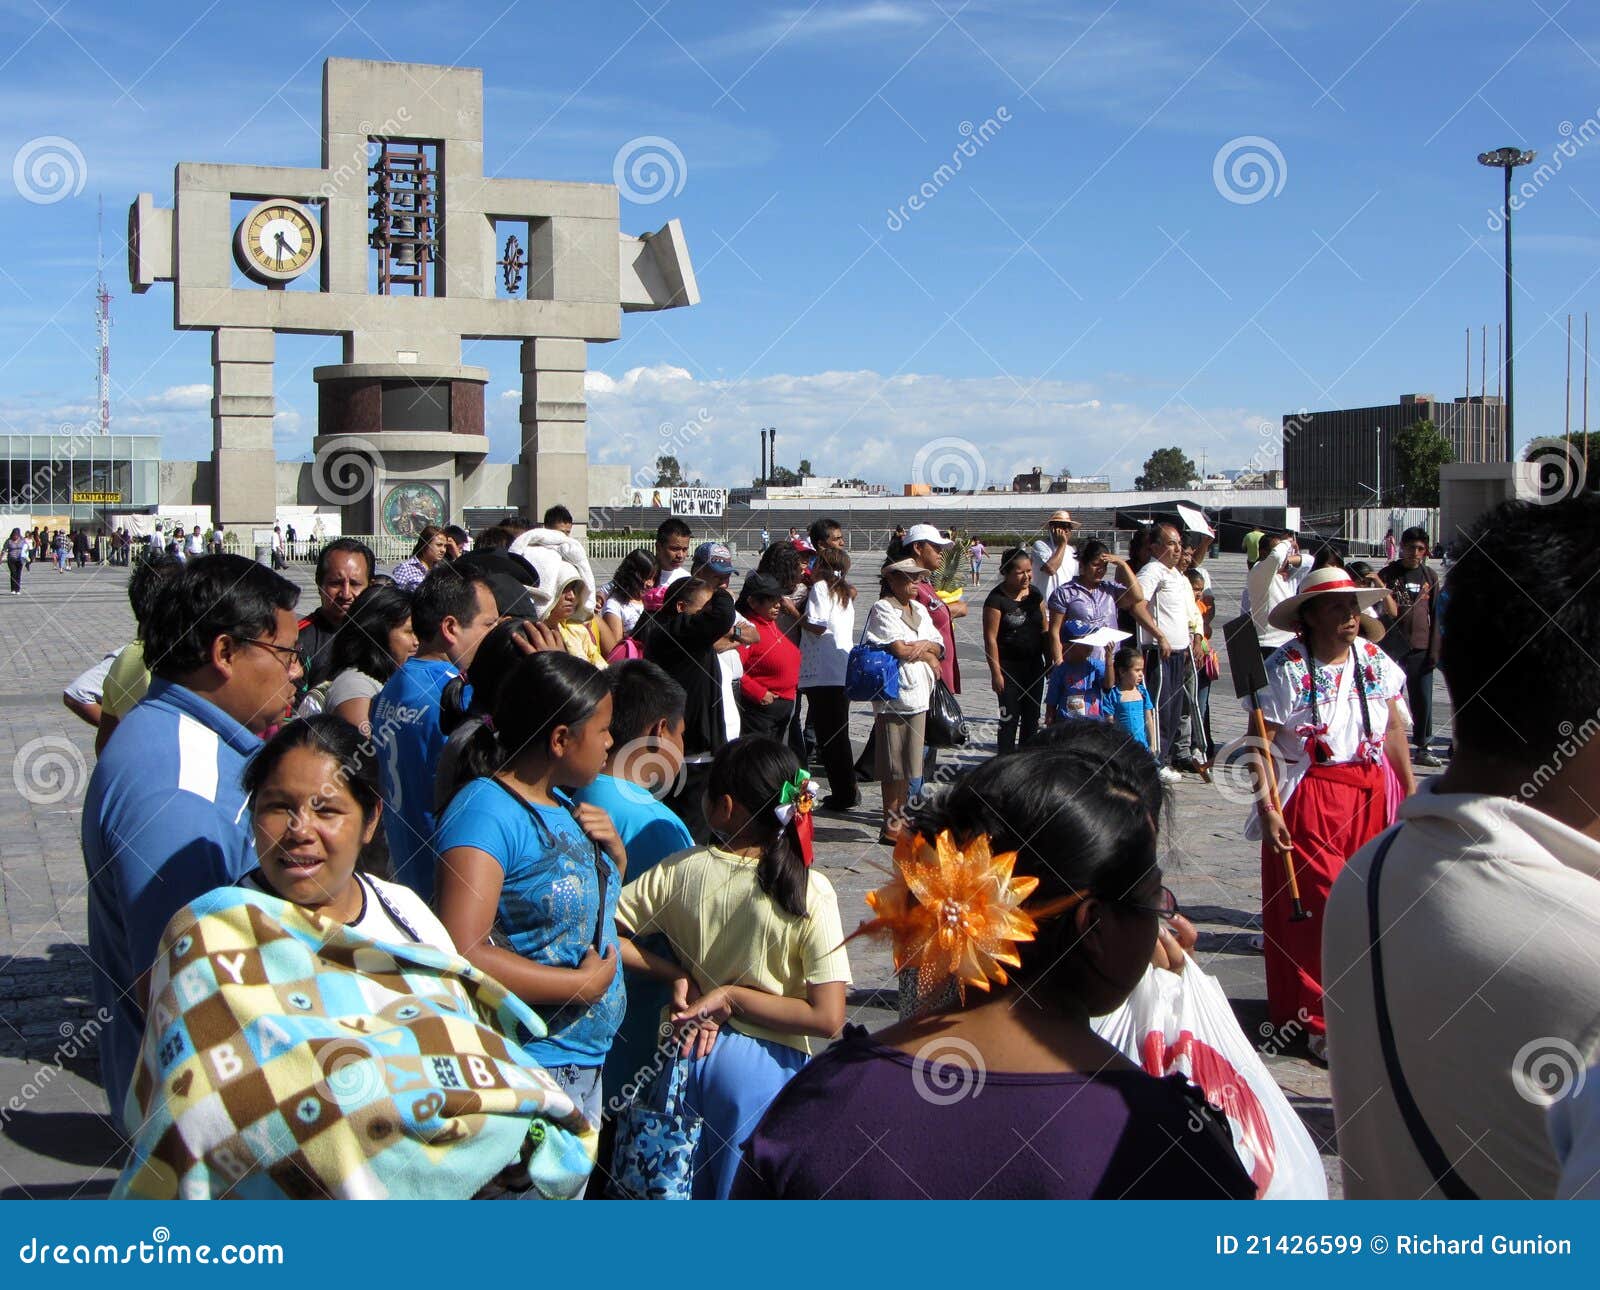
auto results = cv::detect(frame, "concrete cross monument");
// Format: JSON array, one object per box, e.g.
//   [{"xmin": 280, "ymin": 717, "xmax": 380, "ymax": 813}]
[{"xmin": 127, "ymin": 57, "xmax": 698, "ymax": 540}]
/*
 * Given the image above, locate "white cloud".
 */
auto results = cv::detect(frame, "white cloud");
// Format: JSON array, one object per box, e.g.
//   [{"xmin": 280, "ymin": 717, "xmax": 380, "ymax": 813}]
[
  {"xmin": 584, "ymin": 364, "xmax": 695, "ymax": 395},
  {"xmin": 695, "ymin": 3, "xmax": 929, "ymax": 58},
  {"xmin": 146, "ymin": 384, "xmax": 212, "ymax": 410},
  {"xmin": 481, "ymin": 365, "xmax": 1280, "ymax": 488}
]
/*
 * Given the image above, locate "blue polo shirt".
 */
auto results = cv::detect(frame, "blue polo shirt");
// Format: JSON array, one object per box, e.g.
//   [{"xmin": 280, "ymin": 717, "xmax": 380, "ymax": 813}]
[
  {"xmin": 81, "ymin": 678, "xmax": 260, "ymax": 1120},
  {"xmin": 571, "ymin": 773, "xmax": 694, "ymax": 1099},
  {"xmin": 571, "ymin": 773, "xmax": 694, "ymax": 884},
  {"xmin": 371, "ymin": 657, "xmax": 465, "ymax": 900}
]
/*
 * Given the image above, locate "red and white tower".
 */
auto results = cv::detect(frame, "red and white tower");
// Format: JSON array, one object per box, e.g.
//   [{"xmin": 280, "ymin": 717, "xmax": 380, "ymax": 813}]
[{"xmin": 96, "ymin": 195, "xmax": 111, "ymax": 435}]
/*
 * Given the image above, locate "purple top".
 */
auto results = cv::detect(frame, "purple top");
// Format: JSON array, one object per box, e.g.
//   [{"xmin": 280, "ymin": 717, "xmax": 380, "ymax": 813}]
[
  {"xmin": 1048, "ymin": 577, "xmax": 1124, "ymax": 630},
  {"xmin": 733, "ymin": 1029, "xmax": 1256, "ymax": 1200}
]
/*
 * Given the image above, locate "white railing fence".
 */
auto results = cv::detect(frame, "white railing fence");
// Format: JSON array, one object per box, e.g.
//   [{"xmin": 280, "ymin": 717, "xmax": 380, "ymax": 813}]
[{"xmin": 279, "ymin": 534, "xmax": 744, "ymax": 571}]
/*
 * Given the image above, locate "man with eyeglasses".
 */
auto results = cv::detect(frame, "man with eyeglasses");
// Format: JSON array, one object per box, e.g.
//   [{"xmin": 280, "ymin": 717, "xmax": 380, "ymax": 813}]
[{"xmin": 81, "ymin": 554, "xmax": 302, "ymax": 1118}]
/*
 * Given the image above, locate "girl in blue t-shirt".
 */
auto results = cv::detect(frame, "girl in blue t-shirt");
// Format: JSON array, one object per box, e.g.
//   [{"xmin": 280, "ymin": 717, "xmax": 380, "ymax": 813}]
[
  {"xmin": 434, "ymin": 651, "xmax": 678, "ymax": 1131},
  {"xmin": 1103, "ymin": 646, "xmax": 1156, "ymax": 749}
]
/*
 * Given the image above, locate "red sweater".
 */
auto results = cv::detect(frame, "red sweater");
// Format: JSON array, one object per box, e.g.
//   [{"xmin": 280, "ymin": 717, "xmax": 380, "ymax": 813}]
[{"xmin": 738, "ymin": 616, "xmax": 801, "ymax": 703}]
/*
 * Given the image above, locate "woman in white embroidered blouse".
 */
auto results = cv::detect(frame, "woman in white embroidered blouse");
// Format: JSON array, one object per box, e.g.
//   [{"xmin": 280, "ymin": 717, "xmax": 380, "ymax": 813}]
[{"xmin": 1247, "ymin": 566, "xmax": 1415, "ymax": 1060}]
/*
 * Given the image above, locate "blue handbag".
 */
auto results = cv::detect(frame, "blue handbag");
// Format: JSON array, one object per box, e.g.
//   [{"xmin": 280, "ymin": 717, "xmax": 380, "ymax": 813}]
[
  {"xmin": 606, "ymin": 1055, "xmax": 702, "ymax": 1200},
  {"xmin": 845, "ymin": 614, "xmax": 901, "ymax": 703}
]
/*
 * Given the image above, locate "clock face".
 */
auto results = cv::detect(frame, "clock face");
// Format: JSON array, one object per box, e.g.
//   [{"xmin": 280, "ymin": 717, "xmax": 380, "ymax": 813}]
[{"xmin": 234, "ymin": 198, "xmax": 321, "ymax": 283}]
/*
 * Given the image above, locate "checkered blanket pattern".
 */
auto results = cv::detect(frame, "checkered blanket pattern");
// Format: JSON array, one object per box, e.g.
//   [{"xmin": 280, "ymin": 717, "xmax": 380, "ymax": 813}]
[{"xmin": 113, "ymin": 886, "xmax": 597, "ymax": 1199}]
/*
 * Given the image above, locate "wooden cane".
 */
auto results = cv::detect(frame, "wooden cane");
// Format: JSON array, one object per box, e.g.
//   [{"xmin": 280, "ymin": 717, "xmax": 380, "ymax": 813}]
[{"xmin": 1250, "ymin": 699, "xmax": 1310, "ymax": 922}]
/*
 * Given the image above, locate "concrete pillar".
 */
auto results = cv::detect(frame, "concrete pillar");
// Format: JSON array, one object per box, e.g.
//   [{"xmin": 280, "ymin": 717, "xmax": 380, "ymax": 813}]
[
  {"xmin": 212, "ymin": 328, "xmax": 278, "ymax": 532},
  {"xmin": 519, "ymin": 337, "xmax": 589, "ymax": 530}
]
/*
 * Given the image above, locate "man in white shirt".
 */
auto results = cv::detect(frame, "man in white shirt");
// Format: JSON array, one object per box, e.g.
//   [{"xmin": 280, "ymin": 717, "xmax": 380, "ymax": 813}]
[
  {"xmin": 1029, "ymin": 509, "xmax": 1079, "ymax": 603},
  {"xmin": 1135, "ymin": 522, "xmax": 1195, "ymax": 779},
  {"xmin": 1246, "ymin": 530, "xmax": 1303, "ymax": 656},
  {"xmin": 1325, "ymin": 493, "xmax": 1600, "ymax": 1199},
  {"xmin": 186, "ymin": 525, "xmax": 205, "ymax": 557}
]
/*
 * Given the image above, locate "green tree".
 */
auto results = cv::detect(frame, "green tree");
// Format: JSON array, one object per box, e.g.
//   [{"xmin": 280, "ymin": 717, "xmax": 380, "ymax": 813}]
[
  {"xmin": 1134, "ymin": 447, "xmax": 1198, "ymax": 491},
  {"xmin": 654, "ymin": 454, "xmax": 685, "ymax": 486},
  {"xmin": 769, "ymin": 465, "xmax": 801, "ymax": 486},
  {"xmin": 798, "ymin": 458, "xmax": 814, "ymax": 478},
  {"xmin": 1392, "ymin": 419, "xmax": 1454, "ymax": 506}
]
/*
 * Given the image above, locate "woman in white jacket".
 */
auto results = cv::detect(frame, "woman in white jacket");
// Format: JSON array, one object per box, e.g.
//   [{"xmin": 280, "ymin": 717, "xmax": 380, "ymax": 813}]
[{"xmin": 862, "ymin": 559, "xmax": 946, "ymax": 844}]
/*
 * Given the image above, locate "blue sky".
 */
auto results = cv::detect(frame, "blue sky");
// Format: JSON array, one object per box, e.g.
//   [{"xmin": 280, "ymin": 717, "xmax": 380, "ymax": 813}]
[{"xmin": 2, "ymin": 0, "xmax": 1599, "ymax": 489}]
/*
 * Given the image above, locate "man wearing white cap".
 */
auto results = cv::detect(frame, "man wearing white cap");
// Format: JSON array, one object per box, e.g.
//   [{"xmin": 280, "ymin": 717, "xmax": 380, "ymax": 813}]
[
  {"xmin": 1030, "ymin": 510, "xmax": 1080, "ymax": 603},
  {"xmin": 902, "ymin": 524, "xmax": 966, "ymax": 780},
  {"xmin": 902, "ymin": 523, "xmax": 967, "ymax": 694}
]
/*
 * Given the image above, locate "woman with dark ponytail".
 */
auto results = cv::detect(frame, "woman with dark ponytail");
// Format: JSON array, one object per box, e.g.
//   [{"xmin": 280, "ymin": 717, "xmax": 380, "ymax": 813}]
[
  {"xmin": 615, "ymin": 736, "xmax": 852, "ymax": 1199},
  {"xmin": 432, "ymin": 651, "xmax": 644, "ymax": 1128},
  {"xmin": 635, "ymin": 574, "xmax": 737, "ymax": 841}
]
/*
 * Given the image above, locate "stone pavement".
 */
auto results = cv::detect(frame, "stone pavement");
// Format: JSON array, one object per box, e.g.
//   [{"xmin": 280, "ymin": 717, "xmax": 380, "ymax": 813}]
[{"xmin": 0, "ymin": 549, "xmax": 1450, "ymax": 1199}]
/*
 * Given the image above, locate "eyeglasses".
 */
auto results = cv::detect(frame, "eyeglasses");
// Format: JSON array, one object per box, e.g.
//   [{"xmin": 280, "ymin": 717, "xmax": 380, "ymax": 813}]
[
  {"xmin": 1114, "ymin": 885, "xmax": 1180, "ymax": 921},
  {"xmin": 235, "ymin": 636, "xmax": 305, "ymax": 676}
]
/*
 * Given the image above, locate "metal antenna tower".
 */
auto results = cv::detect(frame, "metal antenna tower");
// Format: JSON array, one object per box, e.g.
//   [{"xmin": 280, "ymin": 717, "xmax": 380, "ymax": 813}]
[{"xmin": 96, "ymin": 195, "xmax": 111, "ymax": 435}]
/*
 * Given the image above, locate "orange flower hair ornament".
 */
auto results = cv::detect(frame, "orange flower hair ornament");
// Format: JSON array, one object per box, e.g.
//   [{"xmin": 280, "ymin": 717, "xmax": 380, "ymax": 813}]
[{"xmin": 848, "ymin": 829, "xmax": 1083, "ymax": 1001}]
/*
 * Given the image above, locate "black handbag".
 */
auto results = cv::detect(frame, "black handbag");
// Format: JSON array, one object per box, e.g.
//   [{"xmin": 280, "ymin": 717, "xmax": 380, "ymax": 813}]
[{"xmin": 924, "ymin": 678, "xmax": 968, "ymax": 748}]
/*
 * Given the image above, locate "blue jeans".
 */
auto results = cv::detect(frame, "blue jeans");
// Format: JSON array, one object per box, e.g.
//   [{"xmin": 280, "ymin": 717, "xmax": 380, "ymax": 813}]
[{"xmin": 683, "ymin": 1029, "xmax": 808, "ymax": 1199}]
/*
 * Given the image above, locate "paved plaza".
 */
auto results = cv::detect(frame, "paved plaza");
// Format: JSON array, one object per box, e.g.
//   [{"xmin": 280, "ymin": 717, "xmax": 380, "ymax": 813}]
[{"xmin": 0, "ymin": 549, "xmax": 1450, "ymax": 1198}]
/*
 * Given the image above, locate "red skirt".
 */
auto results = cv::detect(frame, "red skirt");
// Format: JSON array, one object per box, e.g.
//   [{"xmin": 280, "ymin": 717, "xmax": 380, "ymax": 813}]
[{"xmin": 1260, "ymin": 758, "xmax": 1387, "ymax": 1034}]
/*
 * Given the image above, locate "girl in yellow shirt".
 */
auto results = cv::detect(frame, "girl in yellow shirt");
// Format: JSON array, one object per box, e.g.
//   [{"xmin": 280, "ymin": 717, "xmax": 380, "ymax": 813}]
[{"xmin": 615, "ymin": 736, "xmax": 851, "ymax": 1198}]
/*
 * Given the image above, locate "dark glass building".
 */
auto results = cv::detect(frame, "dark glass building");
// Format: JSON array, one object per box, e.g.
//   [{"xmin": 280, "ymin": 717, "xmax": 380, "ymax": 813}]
[{"xmin": 1283, "ymin": 393, "xmax": 1503, "ymax": 519}]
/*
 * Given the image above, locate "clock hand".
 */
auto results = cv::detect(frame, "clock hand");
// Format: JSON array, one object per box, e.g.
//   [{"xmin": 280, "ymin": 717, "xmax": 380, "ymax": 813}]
[{"xmin": 274, "ymin": 230, "xmax": 288, "ymax": 269}]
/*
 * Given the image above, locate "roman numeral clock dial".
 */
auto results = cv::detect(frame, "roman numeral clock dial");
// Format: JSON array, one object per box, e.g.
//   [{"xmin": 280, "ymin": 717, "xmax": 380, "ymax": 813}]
[{"xmin": 233, "ymin": 198, "xmax": 322, "ymax": 284}]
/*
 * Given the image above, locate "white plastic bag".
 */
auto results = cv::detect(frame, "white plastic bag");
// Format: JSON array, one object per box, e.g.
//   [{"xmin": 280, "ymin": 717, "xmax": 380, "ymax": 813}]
[{"xmin": 1092, "ymin": 961, "xmax": 1328, "ymax": 1200}]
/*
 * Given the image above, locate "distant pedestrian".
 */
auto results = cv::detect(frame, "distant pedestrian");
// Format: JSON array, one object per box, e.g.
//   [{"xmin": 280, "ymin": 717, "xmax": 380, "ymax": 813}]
[
  {"xmin": 1383, "ymin": 527, "xmax": 1397, "ymax": 562},
  {"xmin": 5, "ymin": 528, "xmax": 24, "ymax": 594},
  {"xmin": 799, "ymin": 547, "xmax": 858, "ymax": 810},
  {"xmin": 862, "ymin": 558, "xmax": 945, "ymax": 843},
  {"xmin": 968, "ymin": 538, "xmax": 986, "ymax": 584},
  {"xmin": 981, "ymin": 547, "xmax": 1047, "ymax": 755},
  {"xmin": 1029, "ymin": 509, "xmax": 1079, "ymax": 603},
  {"xmin": 1377, "ymin": 527, "xmax": 1442, "ymax": 766}
]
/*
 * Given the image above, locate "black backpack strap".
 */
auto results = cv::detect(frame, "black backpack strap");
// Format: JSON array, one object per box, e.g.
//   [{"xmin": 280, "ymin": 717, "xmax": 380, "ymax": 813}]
[{"xmin": 1366, "ymin": 826, "xmax": 1479, "ymax": 1199}]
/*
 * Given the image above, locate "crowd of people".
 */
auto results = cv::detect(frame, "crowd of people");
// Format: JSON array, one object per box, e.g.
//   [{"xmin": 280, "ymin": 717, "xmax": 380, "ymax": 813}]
[
  {"xmin": 49, "ymin": 493, "xmax": 1600, "ymax": 1199},
  {"xmin": 2, "ymin": 523, "xmax": 244, "ymax": 593}
]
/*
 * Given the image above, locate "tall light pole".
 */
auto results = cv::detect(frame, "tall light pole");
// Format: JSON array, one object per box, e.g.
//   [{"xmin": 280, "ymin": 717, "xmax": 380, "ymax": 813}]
[
  {"xmin": 1479, "ymin": 145, "xmax": 1536, "ymax": 461},
  {"xmin": 1375, "ymin": 424, "xmax": 1382, "ymax": 507}
]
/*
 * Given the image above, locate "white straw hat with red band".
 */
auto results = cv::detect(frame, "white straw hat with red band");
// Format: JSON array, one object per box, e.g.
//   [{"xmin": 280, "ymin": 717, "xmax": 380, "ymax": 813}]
[{"xmin": 1266, "ymin": 566, "xmax": 1389, "ymax": 631}]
